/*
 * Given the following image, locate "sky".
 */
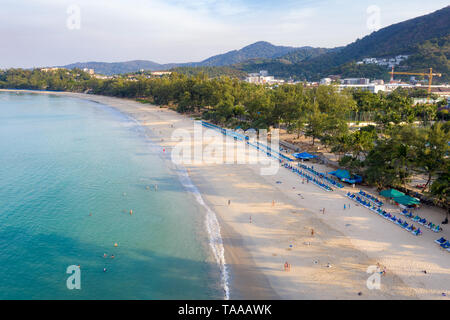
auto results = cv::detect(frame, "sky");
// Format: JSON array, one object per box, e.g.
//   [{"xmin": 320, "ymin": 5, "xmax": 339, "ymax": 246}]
[{"xmin": 0, "ymin": 0, "xmax": 448, "ymax": 68}]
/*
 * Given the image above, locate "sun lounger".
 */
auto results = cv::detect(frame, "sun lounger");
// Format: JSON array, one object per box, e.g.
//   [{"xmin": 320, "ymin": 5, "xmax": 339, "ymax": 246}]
[
  {"xmin": 440, "ymin": 241, "xmax": 450, "ymax": 249},
  {"xmin": 412, "ymin": 228, "xmax": 422, "ymax": 236},
  {"xmin": 432, "ymin": 225, "xmax": 442, "ymax": 233},
  {"xmin": 418, "ymin": 218, "xmax": 427, "ymax": 225},
  {"xmin": 435, "ymin": 237, "xmax": 447, "ymax": 244}
]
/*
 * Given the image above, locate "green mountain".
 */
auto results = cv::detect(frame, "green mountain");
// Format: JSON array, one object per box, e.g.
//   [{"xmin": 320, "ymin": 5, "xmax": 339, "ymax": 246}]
[
  {"xmin": 236, "ymin": 6, "xmax": 450, "ymax": 81},
  {"xmin": 193, "ymin": 41, "xmax": 326, "ymax": 66},
  {"xmin": 60, "ymin": 42, "xmax": 331, "ymax": 76},
  {"xmin": 61, "ymin": 60, "xmax": 180, "ymax": 75},
  {"xmin": 58, "ymin": 6, "xmax": 449, "ymax": 80}
]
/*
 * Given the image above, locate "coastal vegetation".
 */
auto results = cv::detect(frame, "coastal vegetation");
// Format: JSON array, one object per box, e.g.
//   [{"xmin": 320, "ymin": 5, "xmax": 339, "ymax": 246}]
[{"xmin": 0, "ymin": 68, "xmax": 448, "ymax": 207}]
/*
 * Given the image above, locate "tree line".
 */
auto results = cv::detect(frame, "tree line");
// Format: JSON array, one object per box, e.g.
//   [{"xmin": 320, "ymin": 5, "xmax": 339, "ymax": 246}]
[{"xmin": 0, "ymin": 68, "xmax": 448, "ymax": 207}]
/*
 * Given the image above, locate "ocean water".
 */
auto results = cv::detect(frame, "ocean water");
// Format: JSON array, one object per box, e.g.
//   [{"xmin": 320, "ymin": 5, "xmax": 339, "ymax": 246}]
[{"xmin": 0, "ymin": 92, "xmax": 223, "ymax": 300}]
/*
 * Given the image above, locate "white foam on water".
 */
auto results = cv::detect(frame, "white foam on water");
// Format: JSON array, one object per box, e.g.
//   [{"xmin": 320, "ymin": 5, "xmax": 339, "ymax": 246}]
[
  {"xmin": 174, "ymin": 164, "xmax": 230, "ymax": 300},
  {"xmin": 94, "ymin": 104, "xmax": 230, "ymax": 299}
]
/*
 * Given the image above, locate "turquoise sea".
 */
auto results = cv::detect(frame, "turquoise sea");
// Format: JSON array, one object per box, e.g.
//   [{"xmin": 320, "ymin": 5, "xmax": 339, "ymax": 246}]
[{"xmin": 0, "ymin": 92, "xmax": 223, "ymax": 299}]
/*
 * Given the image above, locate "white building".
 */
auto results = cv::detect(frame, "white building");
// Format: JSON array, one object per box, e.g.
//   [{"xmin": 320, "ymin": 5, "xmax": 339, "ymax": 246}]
[
  {"xmin": 151, "ymin": 71, "xmax": 172, "ymax": 76},
  {"xmin": 320, "ymin": 78, "xmax": 332, "ymax": 85},
  {"xmin": 338, "ymin": 84, "xmax": 386, "ymax": 94},
  {"xmin": 245, "ymin": 71, "xmax": 284, "ymax": 85},
  {"xmin": 357, "ymin": 55, "xmax": 409, "ymax": 68},
  {"xmin": 341, "ymin": 78, "xmax": 370, "ymax": 85},
  {"xmin": 40, "ymin": 67, "xmax": 64, "ymax": 72},
  {"xmin": 82, "ymin": 68, "xmax": 95, "ymax": 75}
]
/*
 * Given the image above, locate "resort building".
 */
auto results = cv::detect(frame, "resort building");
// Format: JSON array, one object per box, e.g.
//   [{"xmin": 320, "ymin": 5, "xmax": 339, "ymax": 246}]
[
  {"xmin": 357, "ymin": 55, "xmax": 409, "ymax": 68},
  {"xmin": 82, "ymin": 68, "xmax": 95, "ymax": 75},
  {"xmin": 151, "ymin": 71, "xmax": 172, "ymax": 76},
  {"xmin": 40, "ymin": 67, "xmax": 65, "ymax": 72},
  {"xmin": 245, "ymin": 70, "xmax": 285, "ymax": 85},
  {"xmin": 340, "ymin": 78, "xmax": 370, "ymax": 85},
  {"xmin": 337, "ymin": 83, "xmax": 386, "ymax": 93}
]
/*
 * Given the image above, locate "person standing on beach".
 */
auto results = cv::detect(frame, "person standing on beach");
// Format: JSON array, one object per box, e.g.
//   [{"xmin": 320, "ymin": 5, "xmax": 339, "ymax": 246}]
[
  {"xmin": 311, "ymin": 229, "xmax": 315, "ymax": 236},
  {"xmin": 228, "ymin": 200, "xmax": 231, "ymax": 206}
]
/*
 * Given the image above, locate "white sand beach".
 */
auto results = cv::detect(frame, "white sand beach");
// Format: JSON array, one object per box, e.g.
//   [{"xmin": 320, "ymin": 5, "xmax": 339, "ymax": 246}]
[{"xmin": 3, "ymin": 89, "xmax": 449, "ymax": 300}]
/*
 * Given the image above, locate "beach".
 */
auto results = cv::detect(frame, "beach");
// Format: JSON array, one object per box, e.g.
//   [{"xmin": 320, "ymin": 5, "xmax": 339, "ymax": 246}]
[{"xmin": 2, "ymin": 89, "xmax": 449, "ymax": 300}]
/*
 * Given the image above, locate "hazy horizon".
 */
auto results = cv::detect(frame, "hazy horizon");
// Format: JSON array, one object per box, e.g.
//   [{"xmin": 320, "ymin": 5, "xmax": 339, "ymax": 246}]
[{"xmin": 1, "ymin": 0, "xmax": 448, "ymax": 69}]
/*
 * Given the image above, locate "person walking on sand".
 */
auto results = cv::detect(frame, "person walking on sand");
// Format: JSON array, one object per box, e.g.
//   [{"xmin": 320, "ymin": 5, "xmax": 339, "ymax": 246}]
[
  {"xmin": 311, "ymin": 228, "xmax": 315, "ymax": 237},
  {"xmin": 249, "ymin": 216, "xmax": 252, "ymax": 224},
  {"xmin": 228, "ymin": 200, "xmax": 231, "ymax": 206},
  {"xmin": 344, "ymin": 204, "xmax": 346, "ymax": 210},
  {"xmin": 272, "ymin": 200, "xmax": 275, "ymax": 207}
]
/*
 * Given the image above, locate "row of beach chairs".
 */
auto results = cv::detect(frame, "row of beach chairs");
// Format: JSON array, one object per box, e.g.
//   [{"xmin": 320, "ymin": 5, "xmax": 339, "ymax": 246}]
[
  {"xmin": 298, "ymin": 164, "xmax": 344, "ymax": 189},
  {"xmin": 284, "ymin": 164, "xmax": 333, "ymax": 192},
  {"xmin": 401, "ymin": 210, "xmax": 442, "ymax": 233},
  {"xmin": 358, "ymin": 190, "xmax": 383, "ymax": 207},
  {"xmin": 435, "ymin": 238, "xmax": 450, "ymax": 252},
  {"xmin": 346, "ymin": 193, "xmax": 422, "ymax": 236}
]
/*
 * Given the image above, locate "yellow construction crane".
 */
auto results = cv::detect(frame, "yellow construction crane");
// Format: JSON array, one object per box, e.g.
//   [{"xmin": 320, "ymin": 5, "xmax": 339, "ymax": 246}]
[{"xmin": 389, "ymin": 67, "xmax": 442, "ymax": 102}]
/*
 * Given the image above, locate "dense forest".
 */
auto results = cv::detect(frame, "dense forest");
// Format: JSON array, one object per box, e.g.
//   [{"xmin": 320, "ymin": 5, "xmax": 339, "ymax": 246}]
[
  {"xmin": 236, "ymin": 7, "xmax": 450, "ymax": 81},
  {"xmin": 0, "ymin": 68, "xmax": 448, "ymax": 208}
]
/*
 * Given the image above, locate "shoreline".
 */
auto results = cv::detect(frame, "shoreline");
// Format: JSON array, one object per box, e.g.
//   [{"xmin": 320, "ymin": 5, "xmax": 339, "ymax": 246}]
[
  {"xmin": 0, "ymin": 89, "xmax": 275, "ymax": 299},
  {"xmin": 2, "ymin": 89, "xmax": 449, "ymax": 300}
]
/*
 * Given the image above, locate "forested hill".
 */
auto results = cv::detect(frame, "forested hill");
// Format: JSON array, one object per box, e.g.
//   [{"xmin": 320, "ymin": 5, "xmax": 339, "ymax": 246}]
[
  {"xmin": 237, "ymin": 6, "xmax": 450, "ymax": 81},
  {"xmin": 57, "ymin": 6, "xmax": 449, "ymax": 80},
  {"xmin": 60, "ymin": 42, "xmax": 331, "ymax": 75},
  {"xmin": 61, "ymin": 60, "xmax": 181, "ymax": 76},
  {"xmin": 192, "ymin": 41, "xmax": 329, "ymax": 66}
]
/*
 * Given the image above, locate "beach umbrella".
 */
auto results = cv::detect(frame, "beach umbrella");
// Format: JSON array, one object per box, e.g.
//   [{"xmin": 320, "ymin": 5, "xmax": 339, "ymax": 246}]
[
  {"xmin": 293, "ymin": 152, "xmax": 317, "ymax": 160},
  {"xmin": 393, "ymin": 195, "xmax": 420, "ymax": 206},
  {"xmin": 329, "ymin": 169, "xmax": 351, "ymax": 180},
  {"xmin": 380, "ymin": 189, "xmax": 405, "ymax": 198}
]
